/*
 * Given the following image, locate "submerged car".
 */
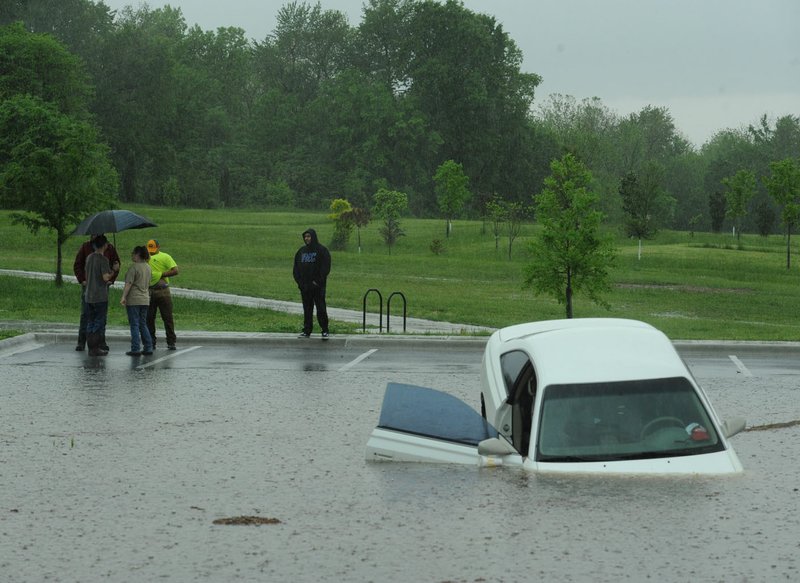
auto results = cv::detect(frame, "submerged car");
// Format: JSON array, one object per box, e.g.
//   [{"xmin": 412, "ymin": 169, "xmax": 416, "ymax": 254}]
[{"xmin": 366, "ymin": 318, "xmax": 746, "ymax": 474}]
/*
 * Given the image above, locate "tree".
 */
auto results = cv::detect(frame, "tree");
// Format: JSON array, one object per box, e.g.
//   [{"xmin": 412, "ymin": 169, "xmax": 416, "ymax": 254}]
[
  {"xmin": 0, "ymin": 22, "xmax": 92, "ymax": 116},
  {"xmin": 0, "ymin": 95, "xmax": 118, "ymax": 285},
  {"xmin": 765, "ymin": 158, "xmax": 800, "ymax": 269},
  {"xmin": 328, "ymin": 197, "xmax": 354, "ymax": 250},
  {"xmin": 342, "ymin": 206, "xmax": 371, "ymax": 253},
  {"xmin": 356, "ymin": 0, "xmax": 414, "ymax": 93},
  {"xmin": 434, "ymin": 159, "xmax": 471, "ymax": 237},
  {"xmin": 485, "ymin": 195, "xmax": 504, "ymax": 251},
  {"xmin": 0, "ymin": 0, "xmax": 115, "ymax": 68},
  {"xmin": 402, "ymin": 0, "xmax": 540, "ymax": 200},
  {"xmin": 753, "ymin": 197, "xmax": 776, "ymax": 237},
  {"xmin": 619, "ymin": 161, "xmax": 674, "ymax": 258},
  {"xmin": 502, "ymin": 201, "xmax": 527, "ymax": 260},
  {"xmin": 93, "ymin": 5, "xmax": 188, "ymax": 204},
  {"xmin": 267, "ymin": 1, "xmax": 352, "ymax": 100},
  {"xmin": 525, "ymin": 154, "xmax": 615, "ymax": 318},
  {"xmin": 485, "ymin": 195, "xmax": 527, "ymax": 259},
  {"xmin": 722, "ymin": 170, "xmax": 757, "ymax": 241},
  {"xmin": 708, "ymin": 190, "xmax": 727, "ymax": 233},
  {"xmin": 373, "ymin": 187, "xmax": 408, "ymax": 254}
]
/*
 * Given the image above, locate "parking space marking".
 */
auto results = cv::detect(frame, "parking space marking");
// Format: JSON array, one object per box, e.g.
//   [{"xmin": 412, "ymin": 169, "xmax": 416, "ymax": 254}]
[
  {"xmin": 728, "ymin": 354, "xmax": 753, "ymax": 377},
  {"xmin": 0, "ymin": 342, "xmax": 44, "ymax": 359},
  {"xmin": 338, "ymin": 349, "xmax": 378, "ymax": 372},
  {"xmin": 137, "ymin": 346, "xmax": 202, "ymax": 369}
]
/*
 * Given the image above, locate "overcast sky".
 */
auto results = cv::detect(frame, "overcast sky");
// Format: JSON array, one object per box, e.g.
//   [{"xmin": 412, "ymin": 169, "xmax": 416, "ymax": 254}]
[{"xmin": 102, "ymin": 0, "xmax": 800, "ymax": 147}]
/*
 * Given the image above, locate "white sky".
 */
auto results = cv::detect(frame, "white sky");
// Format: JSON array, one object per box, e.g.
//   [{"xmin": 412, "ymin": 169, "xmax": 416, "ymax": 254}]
[{"xmin": 101, "ymin": 0, "xmax": 800, "ymax": 147}]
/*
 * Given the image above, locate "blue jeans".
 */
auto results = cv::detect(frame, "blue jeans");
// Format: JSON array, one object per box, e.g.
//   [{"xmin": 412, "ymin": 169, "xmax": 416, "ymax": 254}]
[
  {"xmin": 86, "ymin": 302, "xmax": 108, "ymax": 335},
  {"xmin": 126, "ymin": 305, "xmax": 153, "ymax": 352}
]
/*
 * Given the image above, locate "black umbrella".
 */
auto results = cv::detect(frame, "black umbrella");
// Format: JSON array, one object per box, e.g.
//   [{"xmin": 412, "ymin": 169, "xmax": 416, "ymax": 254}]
[{"xmin": 72, "ymin": 210, "xmax": 157, "ymax": 235}]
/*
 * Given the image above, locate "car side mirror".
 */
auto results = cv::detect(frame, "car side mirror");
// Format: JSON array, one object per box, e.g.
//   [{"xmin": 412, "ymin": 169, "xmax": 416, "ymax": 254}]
[
  {"xmin": 720, "ymin": 417, "xmax": 746, "ymax": 438},
  {"xmin": 478, "ymin": 437, "xmax": 517, "ymax": 456}
]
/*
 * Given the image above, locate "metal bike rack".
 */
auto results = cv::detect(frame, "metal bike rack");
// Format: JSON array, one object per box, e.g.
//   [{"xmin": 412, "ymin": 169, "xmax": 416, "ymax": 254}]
[
  {"xmin": 387, "ymin": 291, "xmax": 407, "ymax": 333},
  {"xmin": 362, "ymin": 288, "xmax": 383, "ymax": 333},
  {"xmin": 362, "ymin": 288, "xmax": 407, "ymax": 333}
]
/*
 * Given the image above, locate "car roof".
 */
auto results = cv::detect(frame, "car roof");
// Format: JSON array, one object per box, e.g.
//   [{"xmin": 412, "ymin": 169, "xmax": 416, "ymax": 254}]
[{"xmin": 489, "ymin": 318, "xmax": 690, "ymax": 386}]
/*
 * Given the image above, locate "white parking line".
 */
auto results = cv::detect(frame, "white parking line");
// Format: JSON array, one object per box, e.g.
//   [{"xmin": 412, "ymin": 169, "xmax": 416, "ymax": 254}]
[
  {"xmin": 137, "ymin": 346, "xmax": 202, "ymax": 369},
  {"xmin": 338, "ymin": 349, "xmax": 378, "ymax": 372},
  {"xmin": 729, "ymin": 355, "xmax": 753, "ymax": 377}
]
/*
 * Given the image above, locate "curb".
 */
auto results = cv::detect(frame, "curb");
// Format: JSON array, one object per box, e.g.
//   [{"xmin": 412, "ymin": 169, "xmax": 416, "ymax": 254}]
[{"xmin": 20, "ymin": 330, "xmax": 490, "ymax": 351}]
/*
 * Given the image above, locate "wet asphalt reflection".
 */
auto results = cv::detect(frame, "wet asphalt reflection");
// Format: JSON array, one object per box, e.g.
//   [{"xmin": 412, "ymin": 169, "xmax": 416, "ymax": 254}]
[{"xmin": 1, "ymin": 336, "xmax": 799, "ymax": 582}]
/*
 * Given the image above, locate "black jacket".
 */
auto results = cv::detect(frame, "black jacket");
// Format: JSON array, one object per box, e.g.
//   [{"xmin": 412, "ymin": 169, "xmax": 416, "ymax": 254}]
[{"xmin": 293, "ymin": 228, "xmax": 331, "ymax": 291}]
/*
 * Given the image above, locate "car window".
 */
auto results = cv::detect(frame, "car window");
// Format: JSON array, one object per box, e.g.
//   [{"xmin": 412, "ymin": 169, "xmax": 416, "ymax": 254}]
[
  {"xmin": 500, "ymin": 350, "xmax": 530, "ymax": 397},
  {"xmin": 378, "ymin": 383, "xmax": 498, "ymax": 445},
  {"xmin": 501, "ymin": 351, "xmax": 537, "ymax": 457},
  {"xmin": 536, "ymin": 376, "xmax": 724, "ymax": 462}
]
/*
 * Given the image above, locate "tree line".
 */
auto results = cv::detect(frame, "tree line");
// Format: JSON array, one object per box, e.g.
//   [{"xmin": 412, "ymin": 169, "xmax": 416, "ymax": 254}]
[{"xmin": 1, "ymin": 0, "xmax": 799, "ymax": 240}]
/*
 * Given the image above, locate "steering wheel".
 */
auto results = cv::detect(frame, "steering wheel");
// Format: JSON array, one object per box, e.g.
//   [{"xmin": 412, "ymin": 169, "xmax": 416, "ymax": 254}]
[{"xmin": 640, "ymin": 416, "xmax": 684, "ymax": 440}]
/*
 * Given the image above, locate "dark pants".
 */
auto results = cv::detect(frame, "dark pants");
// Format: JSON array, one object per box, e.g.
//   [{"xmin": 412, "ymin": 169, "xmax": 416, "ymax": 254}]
[
  {"xmin": 86, "ymin": 301, "xmax": 108, "ymax": 335},
  {"xmin": 147, "ymin": 287, "xmax": 176, "ymax": 346},
  {"xmin": 77, "ymin": 286, "xmax": 88, "ymax": 347},
  {"xmin": 300, "ymin": 285, "xmax": 329, "ymax": 335},
  {"xmin": 78, "ymin": 287, "xmax": 109, "ymax": 348}
]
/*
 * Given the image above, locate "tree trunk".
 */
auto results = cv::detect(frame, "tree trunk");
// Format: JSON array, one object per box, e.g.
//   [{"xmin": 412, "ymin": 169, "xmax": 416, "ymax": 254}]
[
  {"xmin": 55, "ymin": 233, "xmax": 64, "ymax": 287},
  {"xmin": 565, "ymin": 269, "xmax": 573, "ymax": 319},
  {"xmin": 787, "ymin": 228, "xmax": 792, "ymax": 269}
]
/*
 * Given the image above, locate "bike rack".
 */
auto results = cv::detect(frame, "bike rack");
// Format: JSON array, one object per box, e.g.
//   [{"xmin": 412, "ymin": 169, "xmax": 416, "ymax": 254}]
[
  {"xmin": 387, "ymin": 291, "xmax": 407, "ymax": 333},
  {"xmin": 362, "ymin": 288, "xmax": 383, "ymax": 333},
  {"xmin": 362, "ymin": 288, "xmax": 407, "ymax": 333}
]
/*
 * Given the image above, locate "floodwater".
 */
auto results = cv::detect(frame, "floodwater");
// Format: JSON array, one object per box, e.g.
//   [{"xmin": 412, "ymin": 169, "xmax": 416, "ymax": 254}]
[{"xmin": 1, "ymin": 336, "xmax": 798, "ymax": 582}]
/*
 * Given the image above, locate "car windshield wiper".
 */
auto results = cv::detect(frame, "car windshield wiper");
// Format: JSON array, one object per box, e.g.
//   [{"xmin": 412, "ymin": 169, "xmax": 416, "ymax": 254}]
[{"xmin": 539, "ymin": 455, "xmax": 606, "ymax": 462}]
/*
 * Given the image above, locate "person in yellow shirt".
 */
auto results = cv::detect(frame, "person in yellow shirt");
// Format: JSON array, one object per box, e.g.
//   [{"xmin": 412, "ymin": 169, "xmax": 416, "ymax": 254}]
[{"xmin": 146, "ymin": 239, "xmax": 179, "ymax": 350}]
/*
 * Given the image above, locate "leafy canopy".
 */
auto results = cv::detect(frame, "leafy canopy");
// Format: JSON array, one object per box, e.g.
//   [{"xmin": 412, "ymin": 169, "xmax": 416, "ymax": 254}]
[
  {"xmin": 434, "ymin": 159, "xmax": 471, "ymax": 237},
  {"xmin": 525, "ymin": 154, "xmax": 615, "ymax": 318}
]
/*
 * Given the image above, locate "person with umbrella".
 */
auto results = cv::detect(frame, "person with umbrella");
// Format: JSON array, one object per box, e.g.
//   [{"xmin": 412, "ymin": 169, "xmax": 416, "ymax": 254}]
[
  {"xmin": 73, "ymin": 233, "xmax": 120, "ymax": 351},
  {"xmin": 72, "ymin": 210, "xmax": 156, "ymax": 351}
]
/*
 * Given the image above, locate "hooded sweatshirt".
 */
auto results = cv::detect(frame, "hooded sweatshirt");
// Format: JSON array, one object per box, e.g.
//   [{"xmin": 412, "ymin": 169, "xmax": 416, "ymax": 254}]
[{"xmin": 293, "ymin": 228, "xmax": 331, "ymax": 291}]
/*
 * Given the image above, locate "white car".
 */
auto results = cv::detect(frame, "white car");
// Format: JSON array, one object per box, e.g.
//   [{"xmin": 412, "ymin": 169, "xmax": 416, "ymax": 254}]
[{"xmin": 366, "ymin": 318, "xmax": 746, "ymax": 474}]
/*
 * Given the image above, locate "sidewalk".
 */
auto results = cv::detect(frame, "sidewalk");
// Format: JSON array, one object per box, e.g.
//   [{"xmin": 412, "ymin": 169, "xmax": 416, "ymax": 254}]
[{"xmin": 0, "ymin": 269, "xmax": 496, "ymax": 335}]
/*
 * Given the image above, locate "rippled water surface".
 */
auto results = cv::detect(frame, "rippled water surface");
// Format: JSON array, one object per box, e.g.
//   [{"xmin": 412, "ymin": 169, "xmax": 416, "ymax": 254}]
[{"xmin": 1, "ymin": 339, "xmax": 798, "ymax": 582}]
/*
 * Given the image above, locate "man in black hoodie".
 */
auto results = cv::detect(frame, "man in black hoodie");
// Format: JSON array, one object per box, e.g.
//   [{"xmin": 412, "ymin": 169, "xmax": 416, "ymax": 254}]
[{"xmin": 293, "ymin": 228, "xmax": 332, "ymax": 339}]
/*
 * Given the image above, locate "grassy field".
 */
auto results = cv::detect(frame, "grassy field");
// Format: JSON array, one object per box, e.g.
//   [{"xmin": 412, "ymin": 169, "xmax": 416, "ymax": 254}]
[{"xmin": 1, "ymin": 206, "xmax": 799, "ymax": 340}]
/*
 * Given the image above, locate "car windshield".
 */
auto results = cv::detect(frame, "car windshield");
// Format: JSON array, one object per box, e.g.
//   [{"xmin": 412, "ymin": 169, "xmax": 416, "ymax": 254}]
[{"xmin": 536, "ymin": 377, "xmax": 724, "ymax": 462}]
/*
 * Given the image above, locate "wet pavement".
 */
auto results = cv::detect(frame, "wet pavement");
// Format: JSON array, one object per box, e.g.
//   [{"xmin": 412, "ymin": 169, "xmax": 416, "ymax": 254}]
[{"xmin": 1, "ymin": 333, "xmax": 799, "ymax": 582}]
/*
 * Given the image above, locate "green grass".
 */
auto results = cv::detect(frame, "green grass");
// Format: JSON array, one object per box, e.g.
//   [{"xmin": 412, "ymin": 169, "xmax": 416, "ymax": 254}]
[
  {"xmin": 2, "ymin": 206, "xmax": 800, "ymax": 340},
  {"xmin": 0, "ymin": 275, "xmax": 361, "ymax": 334},
  {"xmin": 0, "ymin": 329, "xmax": 20, "ymax": 341}
]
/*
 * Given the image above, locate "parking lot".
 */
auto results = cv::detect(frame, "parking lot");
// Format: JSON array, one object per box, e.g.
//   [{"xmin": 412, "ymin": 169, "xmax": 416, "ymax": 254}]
[{"xmin": 2, "ymin": 332, "xmax": 799, "ymax": 582}]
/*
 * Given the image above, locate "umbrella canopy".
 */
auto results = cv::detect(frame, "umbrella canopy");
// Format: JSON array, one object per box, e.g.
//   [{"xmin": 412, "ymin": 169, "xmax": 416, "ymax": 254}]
[{"xmin": 72, "ymin": 210, "xmax": 157, "ymax": 235}]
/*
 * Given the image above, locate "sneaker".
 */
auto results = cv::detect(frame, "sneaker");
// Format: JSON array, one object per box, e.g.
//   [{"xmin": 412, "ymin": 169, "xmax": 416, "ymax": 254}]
[
  {"xmin": 321, "ymin": 332, "xmax": 330, "ymax": 340},
  {"xmin": 167, "ymin": 344, "xmax": 176, "ymax": 351},
  {"xmin": 298, "ymin": 332, "xmax": 310, "ymax": 338},
  {"xmin": 142, "ymin": 350, "xmax": 153, "ymax": 356},
  {"xmin": 126, "ymin": 351, "xmax": 142, "ymax": 357}
]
